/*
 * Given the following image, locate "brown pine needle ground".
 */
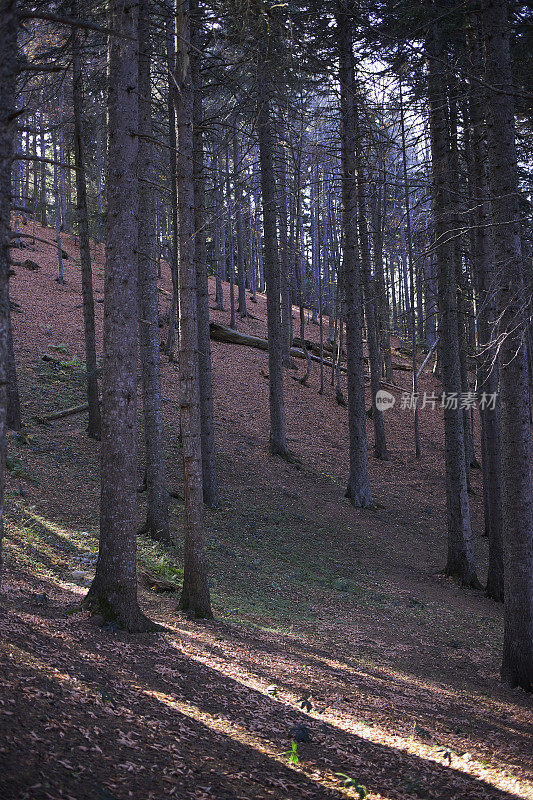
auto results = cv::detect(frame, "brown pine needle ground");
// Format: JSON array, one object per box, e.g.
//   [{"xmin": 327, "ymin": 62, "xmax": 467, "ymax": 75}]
[{"xmin": 1, "ymin": 220, "xmax": 532, "ymax": 800}]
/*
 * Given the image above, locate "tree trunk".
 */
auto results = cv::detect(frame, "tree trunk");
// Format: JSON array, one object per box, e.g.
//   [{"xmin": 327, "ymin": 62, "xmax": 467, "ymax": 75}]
[
  {"xmin": 6, "ymin": 310, "xmax": 21, "ymax": 431},
  {"xmin": 336, "ymin": 1, "xmax": 372, "ymax": 506},
  {"xmin": 0, "ymin": 0, "xmax": 18, "ymax": 590},
  {"xmin": 424, "ymin": 255, "xmax": 438, "ymax": 349},
  {"xmin": 427, "ymin": 15, "xmax": 479, "ymax": 587},
  {"xmin": 448, "ymin": 85, "xmax": 474, "ymax": 484},
  {"xmin": 165, "ymin": 0, "xmax": 179, "ymax": 358},
  {"xmin": 52, "ymin": 132, "xmax": 64, "ymax": 284},
  {"xmin": 232, "ymin": 120, "xmax": 247, "ymax": 317},
  {"xmin": 225, "ymin": 144, "xmax": 236, "ymax": 330},
  {"xmin": 95, "ymin": 118, "xmax": 104, "ymax": 242},
  {"xmin": 399, "ymin": 76, "xmax": 420, "ymax": 459},
  {"xmin": 355, "ymin": 145, "xmax": 389, "ymax": 460},
  {"xmin": 174, "ymin": 0, "xmax": 213, "ymax": 618},
  {"xmin": 138, "ymin": 0, "xmax": 170, "ymax": 543},
  {"xmin": 58, "ymin": 89, "xmax": 67, "ymax": 231},
  {"xmin": 278, "ymin": 141, "xmax": 292, "ymax": 366},
  {"xmin": 72, "ymin": 2, "xmax": 101, "ymax": 439},
  {"xmin": 466, "ymin": 13, "xmax": 504, "ymax": 601},
  {"xmin": 213, "ymin": 149, "xmax": 224, "ymax": 310},
  {"xmin": 191, "ymin": 0, "xmax": 217, "ymax": 507},
  {"xmin": 39, "ymin": 108, "xmax": 47, "ymax": 226},
  {"xmin": 256, "ymin": 34, "xmax": 290, "ymax": 460},
  {"xmin": 483, "ymin": 0, "xmax": 533, "ymax": 691},
  {"xmin": 371, "ymin": 174, "xmax": 393, "ymax": 383},
  {"xmin": 84, "ymin": 0, "xmax": 152, "ymax": 632}
]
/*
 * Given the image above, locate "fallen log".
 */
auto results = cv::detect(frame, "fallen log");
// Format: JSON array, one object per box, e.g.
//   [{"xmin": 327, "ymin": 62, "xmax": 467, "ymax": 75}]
[
  {"xmin": 9, "ymin": 232, "xmax": 69, "ymax": 259},
  {"xmin": 210, "ymin": 322, "xmax": 411, "ymax": 375},
  {"xmin": 210, "ymin": 321, "xmax": 271, "ymax": 352},
  {"xmin": 16, "ymin": 258, "xmax": 40, "ymax": 271},
  {"xmin": 138, "ymin": 569, "xmax": 179, "ymax": 593},
  {"xmin": 292, "ymin": 336, "xmax": 335, "ymax": 356},
  {"xmin": 210, "ymin": 322, "xmax": 352, "ymax": 375},
  {"xmin": 391, "ymin": 362, "xmax": 412, "ymax": 372},
  {"xmin": 35, "ymin": 402, "xmax": 91, "ymax": 423},
  {"xmin": 306, "ymin": 351, "xmax": 349, "ymax": 374},
  {"xmin": 210, "ymin": 322, "xmax": 315, "ymax": 362}
]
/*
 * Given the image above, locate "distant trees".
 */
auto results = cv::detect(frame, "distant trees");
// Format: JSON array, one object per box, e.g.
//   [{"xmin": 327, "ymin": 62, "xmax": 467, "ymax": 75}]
[{"xmin": 2, "ymin": 0, "xmax": 532, "ymax": 690}]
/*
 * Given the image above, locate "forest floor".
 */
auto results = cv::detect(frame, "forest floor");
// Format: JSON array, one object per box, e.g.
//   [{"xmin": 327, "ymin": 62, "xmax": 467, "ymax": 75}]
[{"xmin": 0, "ymin": 220, "xmax": 532, "ymax": 800}]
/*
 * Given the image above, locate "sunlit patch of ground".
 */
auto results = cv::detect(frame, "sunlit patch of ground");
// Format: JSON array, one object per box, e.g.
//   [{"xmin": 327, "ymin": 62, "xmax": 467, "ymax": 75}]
[{"xmin": 1, "ymin": 500, "xmax": 532, "ymax": 799}]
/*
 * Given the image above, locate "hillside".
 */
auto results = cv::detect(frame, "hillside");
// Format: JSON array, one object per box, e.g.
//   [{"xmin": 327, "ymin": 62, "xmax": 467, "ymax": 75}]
[{"xmin": 0, "ymin": 220, "xmax": 532, "ymax": 800}]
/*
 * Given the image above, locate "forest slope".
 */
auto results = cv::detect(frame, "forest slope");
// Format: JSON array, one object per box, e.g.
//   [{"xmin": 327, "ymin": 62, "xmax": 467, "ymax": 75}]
[{"xmin": 0, "ymin": 221, "xmax": 532, "ymax": 800}]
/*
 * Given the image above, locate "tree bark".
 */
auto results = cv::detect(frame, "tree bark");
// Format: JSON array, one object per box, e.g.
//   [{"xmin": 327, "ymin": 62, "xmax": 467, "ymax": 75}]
[
  {"xmin": 355, "ymin": 143, "xmax": 389, "ymax": 460},
  {"xmin": 225, "ymin": 144, "xmax": 236, "ymax": 330},
  {"xmin": 336, "ymin": 1, "xmax": 372, "ymax": 506},
  {"xmin": 427, "ymin": 13, "xmax": 479, "ymax": 587},
  {"xmin": 371, "ymin": 173, "xmax": 393, "ymax": 383},
  {"xmin": 72, "ymin": 0, "xmax": 101, "ymax": 440},
  {"xmin": 448, "ymin": 84, "xmax": 474, "ymax": 483},
  {"xmin": 174, "ymin": 0, "xmax": 213, "ymax": 618},
  {"xmin": 232, "ymin": 120, "xmax": 247, "ymax": 317},
  {"xmin": 6, "ymin": 308, "xmax": 21, "ymax": 431},
  {"xmin": 164, "ymin": 0, "xmax": 179, "ymax": 358},
  {"xmin": 398, "ymin": 76, "xmax": 420, "ymax": 459},
  {"xmin": 483, "ymin": 0, "xmax": 533, "ymax": 691},
  {"xmin": 191, "ymin": 0, "xmax": 217, "ymax": 507},
  {"xmin": 52, "ymin": 132, "xmax": 64, "ymax": 284},
  {"xmin": 39, "ymin": 108, "xmax": 47, "ymax": 226},
  {"xmin": 138, "ymin": 0, "xmax": 170, "ymax": 543},
  {"xmin": 213, "ymin": 149, "xmax": 224, "ymax": 310},
  {"xmin": 466, "ymin": 13, "xmax": 504, "ymax": 601},
  {"xmin": 0, "ymin": 0, "xmax": 18, "ymax": 590},
  {"xmin": 256, "ymin": 33, "xmax": 291, "ymax": 460},
  {"xmin": 278, "ymin": 140, "xmax": 292, "ymax": 366},
  {"xmin": 84, "ymin": 0, "xmax": 152, "ymax": 632}
]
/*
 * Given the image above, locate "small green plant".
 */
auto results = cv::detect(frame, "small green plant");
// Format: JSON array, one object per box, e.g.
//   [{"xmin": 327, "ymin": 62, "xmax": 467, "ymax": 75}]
[
  {"xmin": 49, "ymin": 343, "xmax": 69, "ymax": 354},
  {"xmin": 335, "ymin": 774, "xmax": 367, "ymax": 796},
  {"xmin": 266, "ymin": 684, "xmax": 278, "ymax": 697},
  {"xmin": 412, "ymin": 722, "xmax": 432, "ymax": 740},
  {"xmin": 15, "ymin": 430, "xmax": 33, "ymax": 446},
  {"xmin": 334, "ymin": 775, "xmax": 367, "ymax": 797},
  {"xmin": 95, "ymin": 685, "xmax": 115, "ymax": 704},
  {"xmin": 137, "ymin": 536, "xmax": 184, "ymax": 585},
  {"xmin": 284, "ymin": 741, "xmax": 299, "ymax": 765},
  {"xmin": 407, "ymin": 595, "xmax": 426, "ymax": 609},
  {"xmin": 59, "ymin": 357, "xmax": 82, "ymax": 370},
  {"xmin": 6, "ymin": 455, "xmax": 24, "ymax": 477}
]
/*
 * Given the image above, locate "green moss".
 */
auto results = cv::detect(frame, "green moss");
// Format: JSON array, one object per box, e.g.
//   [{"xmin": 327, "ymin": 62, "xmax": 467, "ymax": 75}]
[
  {"xmin": 137, "ymin": 535, "xmax": 184, "ymax": 584},
  {"xmin": 91, "ymin": 595, "xmax": 119, "ymax": 623}
]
